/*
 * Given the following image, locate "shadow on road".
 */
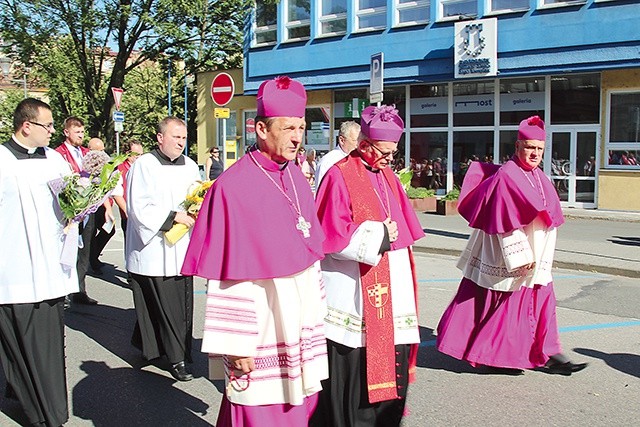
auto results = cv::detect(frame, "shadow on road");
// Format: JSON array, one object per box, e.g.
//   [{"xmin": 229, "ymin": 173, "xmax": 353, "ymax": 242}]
[
  {"xmin": 416, "ymin": 326, "xmax": 477, "ymax": 375},
  {"xmin": 72, "ymin": 361, "xmax": 210, "ymax": 425},
  {"xmin": 573, "ymin": 347, "xmax": 640, "ymax": 379},
  {"xmin": 423, "ymin": 228, "xmax": 470, "ymax": 240},
  {"xmin": 608, "ymin": 236, "xmax": 640, "ymax": 247}
]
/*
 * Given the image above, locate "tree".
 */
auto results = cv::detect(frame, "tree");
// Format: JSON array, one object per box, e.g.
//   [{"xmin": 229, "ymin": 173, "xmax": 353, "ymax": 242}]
[
  {"xmin": 0, "ymin": 0, "xmax": 251, "ymax": 150},
  {"xmin": 0, "ymin": 89, "xmax": 26, "ymax": 142}
]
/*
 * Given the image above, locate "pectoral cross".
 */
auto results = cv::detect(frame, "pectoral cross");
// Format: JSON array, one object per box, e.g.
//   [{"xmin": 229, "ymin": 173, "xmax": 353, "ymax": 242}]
[{"xmin": 296, "ymin": 215, "xmax": 311, "ymax": 238}]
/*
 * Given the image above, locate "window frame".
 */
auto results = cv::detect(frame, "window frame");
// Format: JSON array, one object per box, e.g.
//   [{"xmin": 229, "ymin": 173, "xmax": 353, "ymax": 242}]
[
  {"xmin": 536, "ymin": 0, "xmax": 587, "ymax": 10},
  {"xmin": 487, "ymin": 0, "xmax": 530, "ymax": 15},
  {"xmin": 318, "ymin": 0, "xmax": 348, "ymax": 37},
  {"xmin": 283, "ymin": 0, "xmax": 311, "ymax": 42},
  {"xmin": 253, "ymin": 2, "xmax": 278, "ymax": 47},
  {"xmin": 394, "ymin": 0, "xmax": 430, "ymax": 28},
  {"xmin": 604, "ymin": 89, "xmax": 640, "ymax": 170},
  {"xmin": 437, "ymin": 0, "xmax": 477, "ymax": 22},
  {"xmin": 355, "ymin": 0, "xmax": 387, "ymax": 32}
]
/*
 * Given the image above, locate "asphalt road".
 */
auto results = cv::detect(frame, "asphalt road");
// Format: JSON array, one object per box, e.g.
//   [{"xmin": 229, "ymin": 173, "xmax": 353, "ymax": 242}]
[{"xmin": 1, "ymin": 228, "xmax": 638, "ymax": 426}]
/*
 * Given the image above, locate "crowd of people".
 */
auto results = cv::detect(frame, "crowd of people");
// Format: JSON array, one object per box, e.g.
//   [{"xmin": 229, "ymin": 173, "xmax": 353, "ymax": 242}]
[{"xmin": 0, "ymin": 85, "xmax": 588, "ymax": 426}]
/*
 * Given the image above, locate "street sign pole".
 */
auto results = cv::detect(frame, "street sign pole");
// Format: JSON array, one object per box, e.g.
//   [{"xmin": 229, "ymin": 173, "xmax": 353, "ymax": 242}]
[
  {"xmin": 113, "ymin": 110, "xmax": 125, "ymax": 155},
  {"xmin": 211, "ymin": 72, "xmax": 235, "ymax": 168},
  {"xmin": 111, "ymin": 87, "xmax": 124, "ymax": 154},
  {"xmin": 370, "ymin": 52, "xmax": 384, "ymax": 106}
]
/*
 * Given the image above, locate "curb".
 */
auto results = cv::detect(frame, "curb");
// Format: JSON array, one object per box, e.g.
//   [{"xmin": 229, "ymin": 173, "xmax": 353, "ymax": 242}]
[{"xmin": 412, "ymin": 246, "xmax": 640, "ymax": 279}]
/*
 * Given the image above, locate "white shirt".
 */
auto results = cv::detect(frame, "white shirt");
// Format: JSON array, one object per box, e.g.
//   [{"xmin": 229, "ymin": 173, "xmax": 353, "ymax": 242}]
[
  {"xmin": 64, "ymin": 141, "xmax": 84, "ymax": 169},
  {"xmin": 0, "ymin": 144, "xmax": 79, "ymax": 303},
  {"xmin": 314, "ymin": 146, "xmax": 349, "ymax": 192}
]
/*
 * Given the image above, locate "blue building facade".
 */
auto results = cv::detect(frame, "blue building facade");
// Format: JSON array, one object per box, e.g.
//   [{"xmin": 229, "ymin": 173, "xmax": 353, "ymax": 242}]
[{"xmin": 198, "ymin": 0, "xmax": 640, "ymax": 210}]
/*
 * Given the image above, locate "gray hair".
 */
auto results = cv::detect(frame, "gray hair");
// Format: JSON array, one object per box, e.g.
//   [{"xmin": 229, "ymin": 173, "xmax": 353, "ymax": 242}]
[{"xmin": 339, "ymin": 120, "xmax": 361, "ymax": 138}]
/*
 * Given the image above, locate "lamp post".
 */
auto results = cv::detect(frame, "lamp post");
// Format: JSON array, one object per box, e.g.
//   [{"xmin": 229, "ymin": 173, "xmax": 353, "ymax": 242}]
[
  {"xmin": 167, "ymin": 58, "xmax": 172, "ymax": 116},
  {"xmin": 0, "ymin": 57, "xmax": 28, "ymax": 99}
]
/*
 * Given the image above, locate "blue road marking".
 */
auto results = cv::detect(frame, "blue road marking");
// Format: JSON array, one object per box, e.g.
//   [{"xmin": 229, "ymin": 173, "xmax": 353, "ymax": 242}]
[
  {"xmin": 418, "ymin": 272, "xmax": 605, "ymax": 285},
  {"xmin": 420, "ymin": 320, "xmax": 640, "ymax": 347}
]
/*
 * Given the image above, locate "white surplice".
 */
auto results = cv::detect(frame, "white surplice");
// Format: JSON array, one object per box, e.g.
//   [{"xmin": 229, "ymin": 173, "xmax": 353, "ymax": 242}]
[
  {"xmin": 321, "ymin": 220, "xmax": 420, "ymax": 349},
  {"xmin": 0, "ymin": 145, "xmax": 79, "ymax": 304},
  {"xmin": 457, "ymin": 216, "xmax": 557, "ymax": 292},
  {"xmin": 125, "ymin": 152, "xmax": 200, "ymax": 276},
  {"xmin": 202, "ymin": 262, "xmax": 328, "ymax": 406}
]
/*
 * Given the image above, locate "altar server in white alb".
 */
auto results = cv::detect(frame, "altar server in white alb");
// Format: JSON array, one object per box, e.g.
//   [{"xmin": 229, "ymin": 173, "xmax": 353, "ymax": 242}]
[
  {"xmin": 125, "ymin": 116, "xmax": 201, "ymax": 382},
  {"xmin": 0, "ymin": 98, "xmax": 79, "ymax": 426}
]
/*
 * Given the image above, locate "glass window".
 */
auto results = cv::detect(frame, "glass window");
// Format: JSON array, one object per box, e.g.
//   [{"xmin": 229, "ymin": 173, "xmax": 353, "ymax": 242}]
[
  {"xmin": 320, "ymin": 0, "xmax": 347, "ymax": 35},
  {"xmin": 255, "ymin": 2, "xmax": 277, "ymax": 45},
  {"xmin": 453, "ymin": 131, "xmax": 494, "ymax": 187},
  {"xmin": 490, "ymin": 0, "xmax": 529, "ymax": 12},
  {"xmin": 540, "ymin": 0, "xmax": 586, "ymax": 6},
  {"xmin": 357, "ymin": 0, "xmax": 387, "ymax": 31},
  {"xmin": 499, "ymin": 130, "xmax": 518, "ymax": 164},
  {"xmin": 334, "ymin": 89, "xmax": 369, "ymax": 146},
  {"xmin": 396, "ymin": 0, "xmax": 430, "ymax": 26},
  {"xmin": 285, "ymin": 0, "xmax": 311, "ymax": 40},
  {"xmin": 607, "ymin": 150, "xmax": 640, "ymax": 167},
  {"xmin": 409, "ymin": 132, "xmax": 447, "ymax": 189},
  {"xmin": 382, "ymin": 86, "xmax": 408, "ymax": 125},
  {"xmin": 243, "ymin": 111, "xmax": 257, "ymax": 152},
  {"xmin": 550, "ymin": 74, "xmax": 600, "ymax": 125},
  {"xmin": 499, "ymin": 77, "xmax": 545, "ymax": 125},
  {"xmin": 609, "ymin": 92, "xmax": 640, "ymax": 144},
  {"xmin": 305, "ymin": 106, "xmax": 332, "ymax": 150},
  {"xmin": 440, "ymin": 0, "xmax": 477, "ymax": 19},
  {"xmin": 410, "ymin": 83, "xmax": 448, "ymax": 127},
  {"xmin": 453, "ymin": 80, "xmax": 495, "ymax": 126},
  {"xmin": 606, "ymin": 91, "xmax": 640, "ymax": 169}
]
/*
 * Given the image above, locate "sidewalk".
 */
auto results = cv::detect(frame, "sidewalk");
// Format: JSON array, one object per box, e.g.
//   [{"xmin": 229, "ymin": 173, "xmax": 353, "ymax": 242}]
[{"xmin": 413, "ymin": 208, "xmax": 640, "ymax": 278}]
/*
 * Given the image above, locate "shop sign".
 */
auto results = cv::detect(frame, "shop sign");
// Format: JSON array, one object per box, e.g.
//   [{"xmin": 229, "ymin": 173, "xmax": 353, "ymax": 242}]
[{"xmin": 454, "ymin": 18, "xmax": 497, "ymax": 79}]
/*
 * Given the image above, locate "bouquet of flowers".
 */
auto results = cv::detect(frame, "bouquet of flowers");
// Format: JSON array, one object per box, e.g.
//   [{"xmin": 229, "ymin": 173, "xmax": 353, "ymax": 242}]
[
  {"xmin": 164, "ymin": 180, "xmax": 214, "ymax": 245},
  {"xmin": 49, "ymin": 151, "xmax": 128, "ymax": 269}
]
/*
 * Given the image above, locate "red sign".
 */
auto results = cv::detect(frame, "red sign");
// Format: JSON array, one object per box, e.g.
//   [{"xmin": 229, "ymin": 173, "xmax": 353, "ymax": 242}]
[
  {"xmin": 245, "ymin": 117, "xmax": 255, "ymax": 133},
  {"xmin": 211, "ymin": 73, "xmax": 235, "ymax": 107},
  {"xmin": 112, "ymin": 87, "xmax": 123, "ymax": 110}
]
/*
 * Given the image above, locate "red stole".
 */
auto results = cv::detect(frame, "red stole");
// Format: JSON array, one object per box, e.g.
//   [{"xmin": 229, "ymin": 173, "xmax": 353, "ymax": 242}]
[{"xmin": 336, "ymin": 153, "xmax": 402, "ymax": 403}]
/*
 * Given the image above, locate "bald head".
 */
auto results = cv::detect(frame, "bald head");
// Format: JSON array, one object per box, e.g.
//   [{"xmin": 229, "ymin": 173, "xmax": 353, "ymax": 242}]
[{"xmin": 88, "ymin": 138, "xmax": 105, "ymax": 151}]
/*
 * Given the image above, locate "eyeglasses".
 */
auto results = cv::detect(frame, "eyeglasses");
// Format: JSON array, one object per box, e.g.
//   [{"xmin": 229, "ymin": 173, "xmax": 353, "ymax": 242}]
[
  {"xmin": 367, "ymin": 141, "xmax": 398, "ymax": 159},
  {"xmin": 29, "ymin": 121, "xmax": 55, "ymax": 131}
]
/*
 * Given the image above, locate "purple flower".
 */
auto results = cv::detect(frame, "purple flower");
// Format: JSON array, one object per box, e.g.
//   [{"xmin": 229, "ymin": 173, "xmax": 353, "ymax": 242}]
[{"xmin": 82, "ymin": 150, "xmax": 110, "ymax": 176}]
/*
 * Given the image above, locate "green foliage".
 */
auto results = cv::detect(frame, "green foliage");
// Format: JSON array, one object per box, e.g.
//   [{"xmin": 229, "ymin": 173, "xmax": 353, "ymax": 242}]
[
  {"xmin": 0, "ymin": 0, "xmax": 252, "ymax": 147},
  {"xmin": 0, "ymin": 90, "xmax": 26, "ymax": 142},
  {"xmin": 442, "ymin": 186, "xmax": 461, "ymax": 201},
  {"xmin": 406, "ymin": 187, "xmax": 436, "ymax": 199},
  {"xmin": 395, "ymin": 167, "xmax": 413, "ymax": 191},
  {"xmin": 120, "ymin": 63, "xmax": 172, "ymax": 150},
  {"xmin": 55, "ymin": 153, "xmax": 127, "ymax": 221}
]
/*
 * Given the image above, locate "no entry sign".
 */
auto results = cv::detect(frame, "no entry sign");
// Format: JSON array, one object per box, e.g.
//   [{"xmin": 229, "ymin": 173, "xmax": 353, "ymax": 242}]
[{"xmin": 211, "ymin": 73, "xmax": 235, "ymax": 107}]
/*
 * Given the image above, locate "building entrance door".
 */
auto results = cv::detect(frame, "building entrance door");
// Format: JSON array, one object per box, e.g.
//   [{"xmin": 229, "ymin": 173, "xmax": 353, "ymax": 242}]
[{"xmin": 546, "ymin": 127, "xmax": 599, "ymax": 208}]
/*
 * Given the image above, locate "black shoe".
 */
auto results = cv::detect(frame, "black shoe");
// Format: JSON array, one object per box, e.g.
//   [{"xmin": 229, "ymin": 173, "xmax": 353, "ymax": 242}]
[
  {"xmin": 64, "ymin": 296, "xmax": 72, "ymax": 310},
  {"xmin": 542, "ymin": 361, "xmax": 588, "ymax": 376},
  {"xmin": 169, "ymin": 361, "xmax": 193, "ymax": 382},
  {"xmin": 72, "ymin": 293, "xmax": 99, "ymax": 305}
]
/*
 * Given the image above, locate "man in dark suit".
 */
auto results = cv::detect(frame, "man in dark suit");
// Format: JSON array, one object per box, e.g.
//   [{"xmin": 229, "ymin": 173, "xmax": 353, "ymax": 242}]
[{"xmin": 55, "ymin": 117, "xmax": 99, "ymax": 306}]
